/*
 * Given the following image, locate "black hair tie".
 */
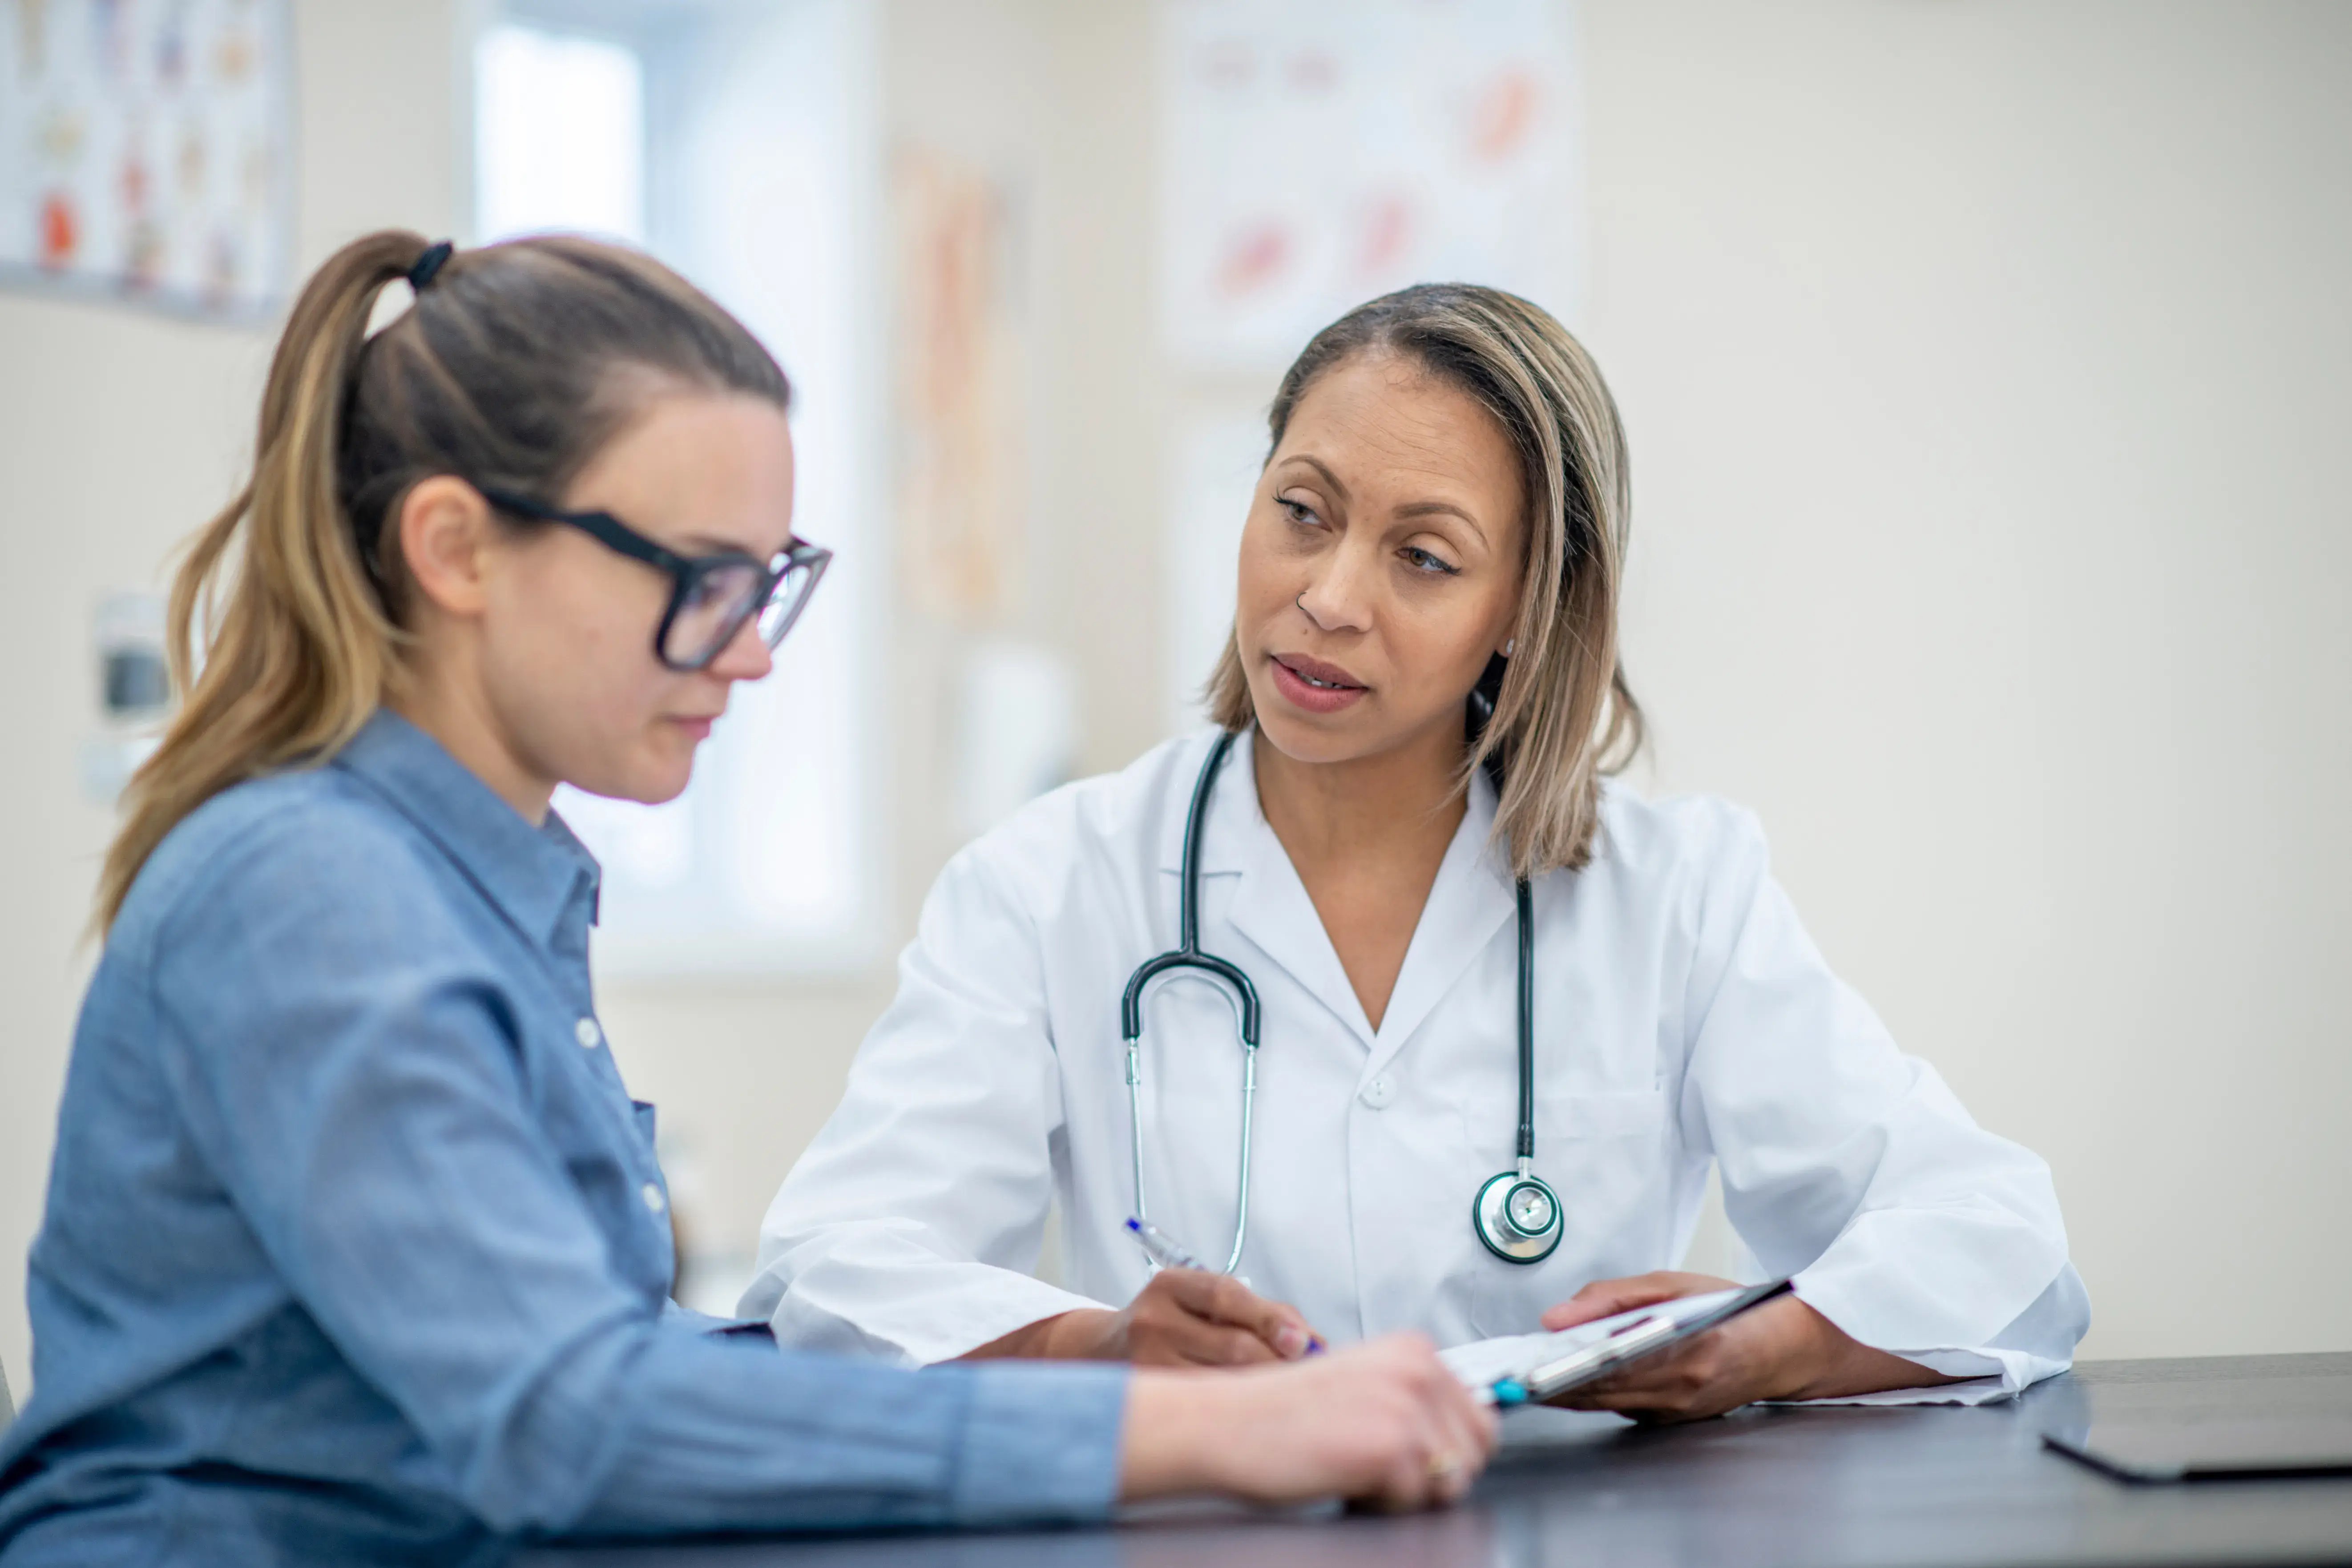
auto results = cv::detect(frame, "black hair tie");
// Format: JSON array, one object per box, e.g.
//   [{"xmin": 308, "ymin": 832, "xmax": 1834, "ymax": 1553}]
[{"xmin": 407, "ymin": 240, "xmax": 455, "ymax": 292}]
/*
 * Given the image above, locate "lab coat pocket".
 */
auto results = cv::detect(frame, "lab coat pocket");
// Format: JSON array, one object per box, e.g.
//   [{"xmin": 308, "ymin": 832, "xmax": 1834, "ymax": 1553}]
[
  {"xmin": 1551, "ymin": 1087, "xmax": 1669, "ymax": 1139},
  {"xmin": 1456, "ymin": 1084, "xmax": 1668, "ymax": 1157},
  {"xmin": 1465, "ymin": 1085, "xmax": 1676, "ymax": 1339}
]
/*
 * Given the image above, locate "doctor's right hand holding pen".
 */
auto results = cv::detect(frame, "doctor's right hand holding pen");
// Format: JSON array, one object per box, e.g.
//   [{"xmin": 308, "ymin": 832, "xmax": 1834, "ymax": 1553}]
[
  {"xmin": 962, "ymin": 1218, "xmax": 1328, "ymax": 1365},
  {"xmin": 972, "ymin": 1220, "xmax": 1492, "ymax": 1507},
  {"xmin": 1102, "ymin": 1221, "xmax": 1496, "ymax": 1508}
]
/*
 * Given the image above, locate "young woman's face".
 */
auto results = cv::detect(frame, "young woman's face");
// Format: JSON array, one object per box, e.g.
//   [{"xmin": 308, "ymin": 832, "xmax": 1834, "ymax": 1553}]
[
  {"xmin": 1234, "ymin": 351, "xmax": 1525, "ymax": 769},
  {"xmin": 480, "ymin": 391, "xmax": 797, "ymax": 806}
]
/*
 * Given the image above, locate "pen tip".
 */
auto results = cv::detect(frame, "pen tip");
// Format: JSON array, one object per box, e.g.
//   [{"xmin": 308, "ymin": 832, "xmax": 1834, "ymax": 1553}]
[{"xmin": 1125, "ymin": 1217, "xmax": 1142, "ymax": 1233}]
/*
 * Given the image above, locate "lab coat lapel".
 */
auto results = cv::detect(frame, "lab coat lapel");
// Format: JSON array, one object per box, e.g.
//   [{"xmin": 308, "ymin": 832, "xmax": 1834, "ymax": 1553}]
[
  {"xmin": 1182, "ymin": 730, "xmax": 1379, "ymax": 1049},
  {"xmin": 1362, "ymin": 767, "xmax": 1516, "ymax": 1076}
]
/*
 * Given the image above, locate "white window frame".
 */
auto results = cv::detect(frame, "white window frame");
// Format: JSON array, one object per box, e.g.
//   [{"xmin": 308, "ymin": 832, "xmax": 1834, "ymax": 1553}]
[{"xmin": 467, "ymin": 0, "xmax": 885, "ymax": 979}]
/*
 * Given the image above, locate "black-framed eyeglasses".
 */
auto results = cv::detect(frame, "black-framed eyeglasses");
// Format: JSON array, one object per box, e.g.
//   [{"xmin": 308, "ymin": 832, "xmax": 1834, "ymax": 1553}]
[{"xmin": 479, "ymin": 487, "xmax": 831, "ymax": 673}]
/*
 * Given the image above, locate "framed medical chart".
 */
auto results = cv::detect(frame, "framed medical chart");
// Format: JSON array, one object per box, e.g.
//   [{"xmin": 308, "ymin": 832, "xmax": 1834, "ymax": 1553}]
[
  {"xmin": 1157, "ymin": 0, "xmax": 1579, "ymax": 373},
  {"xmin": 0, "ymin": 0, "xmax": 295, "ymax": 319}
]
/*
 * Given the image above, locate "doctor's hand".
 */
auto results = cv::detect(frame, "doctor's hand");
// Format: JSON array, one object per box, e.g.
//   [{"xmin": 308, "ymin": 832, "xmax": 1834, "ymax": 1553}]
[
  {"xmin": 1119, "ymin": 1334, "xmax": 1498, "ymax": 1511},
  {"xmin": 969, "ymin": 1268, "xmax": 1323, "ymax": 1366},
  {"xmin": 1536, "ymin": 1270, "xmax": 1958, "ymax": 1422}
]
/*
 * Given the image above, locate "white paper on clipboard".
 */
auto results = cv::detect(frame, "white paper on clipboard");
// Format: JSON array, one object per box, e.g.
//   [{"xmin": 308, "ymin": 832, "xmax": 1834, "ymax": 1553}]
[{"xmin": 1440, "ymin": 1283, "xmax": 1788, "ymax": 1396}]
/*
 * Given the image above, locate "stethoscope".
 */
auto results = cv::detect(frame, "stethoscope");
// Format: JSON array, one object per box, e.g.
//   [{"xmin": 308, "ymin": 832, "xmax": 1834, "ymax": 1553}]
[{"xmin": 1118, "ymin": 698, "xmax": 1565, "ymax": 1274}]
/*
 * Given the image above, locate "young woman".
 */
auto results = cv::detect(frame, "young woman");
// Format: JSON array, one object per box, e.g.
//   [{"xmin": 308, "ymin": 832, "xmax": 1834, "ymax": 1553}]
[
  {"xmin": 0, "ymin": 234, "xmax": 1494, "ymax": 1566},
  {"xmin": 748, "ymin": 284, "xmax": 2091, "ymax": 1417}
]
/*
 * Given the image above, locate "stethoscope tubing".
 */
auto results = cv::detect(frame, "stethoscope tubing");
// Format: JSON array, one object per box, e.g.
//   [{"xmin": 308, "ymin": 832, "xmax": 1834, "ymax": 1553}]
[
  {"xmin": 1122, "ymin": 727, "xmax": 1557, "ymax": 1278},
  {"xmin": 1123, "ymin": 729, "xmax": 1261, "ymax": 1275},
  {"xmin": 1516, "ymin": 877, "xmax": 1536, "ymax": 1161}
]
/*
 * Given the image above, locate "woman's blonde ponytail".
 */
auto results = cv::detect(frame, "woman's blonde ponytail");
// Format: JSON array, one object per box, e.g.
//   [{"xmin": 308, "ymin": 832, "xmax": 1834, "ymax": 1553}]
[
  {"xmin": 94, "ymin": 227, "xmax": 793, "ymax": 934},
  {"xmin": 95, "ymin": 232, "xmax": 422, "ymax": 931}
]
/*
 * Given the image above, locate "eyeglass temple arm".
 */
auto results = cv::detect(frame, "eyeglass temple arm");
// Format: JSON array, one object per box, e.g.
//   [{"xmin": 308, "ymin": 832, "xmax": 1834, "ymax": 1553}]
[{"xmin": 480, "ymin": 487, "xmax": 694, "ymax": 576}]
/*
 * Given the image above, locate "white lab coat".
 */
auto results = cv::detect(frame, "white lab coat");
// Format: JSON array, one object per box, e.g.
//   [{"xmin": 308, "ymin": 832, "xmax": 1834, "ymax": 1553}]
[{"xmin": 745, "ymin": 730, "xmax": 2088, "ymax": 1388}]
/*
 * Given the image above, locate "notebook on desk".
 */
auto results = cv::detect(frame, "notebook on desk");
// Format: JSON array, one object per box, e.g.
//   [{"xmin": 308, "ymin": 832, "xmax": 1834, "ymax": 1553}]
[{"xmin": 2045, "ymin": 1418, "xmax": 2352, "ymax": 1482}]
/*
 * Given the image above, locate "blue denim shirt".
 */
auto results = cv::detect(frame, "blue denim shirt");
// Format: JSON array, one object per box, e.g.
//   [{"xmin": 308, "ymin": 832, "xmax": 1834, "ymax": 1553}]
[{"xmin": 0, "ymin": 711, "xmax": 1126, "ymax": 1566}]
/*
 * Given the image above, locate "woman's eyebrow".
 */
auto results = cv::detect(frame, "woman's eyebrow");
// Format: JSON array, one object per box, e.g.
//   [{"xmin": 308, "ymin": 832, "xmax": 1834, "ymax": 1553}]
[
  {"xmin": 1278, "ymin": 454, "xmax": 1352, "ymax": 504},
  {"xmin": 1395, "ymin": 499, "xmax": 1491, "ymax": 546},
  {"xmin": 678, "ymin": 530, "xmax": 796, "ymax": 556}
]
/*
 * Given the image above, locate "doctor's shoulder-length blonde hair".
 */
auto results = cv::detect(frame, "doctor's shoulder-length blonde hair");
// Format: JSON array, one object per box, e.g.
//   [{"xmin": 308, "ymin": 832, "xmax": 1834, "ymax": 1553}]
[{"xmin": 1203, "ymin": 282, "xmax": 1645, "ymax": 879}]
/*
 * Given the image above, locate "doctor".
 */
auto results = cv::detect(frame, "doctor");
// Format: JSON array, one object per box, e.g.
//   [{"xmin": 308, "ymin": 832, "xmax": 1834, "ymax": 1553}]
[{"xmin": 745, "ymin": 283, "xmax": 2089, "ymax": 1419}]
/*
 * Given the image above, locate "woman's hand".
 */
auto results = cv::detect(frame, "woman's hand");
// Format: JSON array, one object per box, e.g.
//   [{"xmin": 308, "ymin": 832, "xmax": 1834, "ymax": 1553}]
[
  {"xmin": 1537, "ymin": 1270, "xmax": 1958, "ymax": 1422},
  {"xmin": 1119, "ymin": 1334, "xmax": 1498, "ymax": 1510},
  {"xmin": 961, "ymin": 1268, "xmax": 1323, "ymax": 1366}
]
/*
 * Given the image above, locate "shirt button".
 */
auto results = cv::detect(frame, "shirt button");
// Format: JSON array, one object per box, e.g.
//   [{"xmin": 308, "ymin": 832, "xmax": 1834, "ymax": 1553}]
[
  {"xmin": 641, "ymin": 1183, "xmax": 667, "ymax": 1214},
  {"xmin": 1360, "ymin": 1074, "xmax": 1397, "ymax": 1109},
  {"xmin": 575, "ymin": 1017, "xmax": 603, "ymax": 1049}
]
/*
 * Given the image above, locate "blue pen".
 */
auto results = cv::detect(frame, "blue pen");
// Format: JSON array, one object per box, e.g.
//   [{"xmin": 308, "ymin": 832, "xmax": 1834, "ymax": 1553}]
[
  {"xmin": 1124, "ymin": 1216, "xmax": 1211, "ymax": 1272},
  {"xmin": 1124, "ymin": 1217, "xmax": 1326, "ymax": 1355}
]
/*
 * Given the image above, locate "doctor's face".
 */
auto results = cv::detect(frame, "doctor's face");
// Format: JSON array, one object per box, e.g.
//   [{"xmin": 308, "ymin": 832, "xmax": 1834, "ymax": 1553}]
[{"xmin": 1234, "ymin": 350, "xmax": 1525, "ymax": 769}]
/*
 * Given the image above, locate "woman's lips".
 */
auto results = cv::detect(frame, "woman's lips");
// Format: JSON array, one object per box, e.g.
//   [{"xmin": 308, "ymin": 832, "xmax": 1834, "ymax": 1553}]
[
  {"xmin": 670, "ymin": 716, "xmax": 715, "ymax": 741},
  {"xmin": 1269, "ymin": 653, "xmax": 1367, "ymax": 715}
]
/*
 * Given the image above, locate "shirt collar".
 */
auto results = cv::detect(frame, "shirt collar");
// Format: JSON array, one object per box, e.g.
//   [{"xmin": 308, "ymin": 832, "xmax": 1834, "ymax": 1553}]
[
  {"xmin": 331, "ymin": 709, "xmax": 601, "ymax": 954},
  {"xmin": 1155, "ymin": 726, "xmax": 1516, "ymax": 1054},
  {"xmin": 1155, "ymin": 726, "xmax": 1509, "ymax": 882}
]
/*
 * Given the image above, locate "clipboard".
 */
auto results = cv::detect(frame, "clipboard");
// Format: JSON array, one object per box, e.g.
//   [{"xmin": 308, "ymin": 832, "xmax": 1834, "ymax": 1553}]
[{"xmin": 1468, "ymin": 1279, "xmax": 1795, "ymax": 1403}]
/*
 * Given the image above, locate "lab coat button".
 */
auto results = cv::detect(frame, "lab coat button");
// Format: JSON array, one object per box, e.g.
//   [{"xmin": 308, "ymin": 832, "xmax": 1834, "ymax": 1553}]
[
  {"xmin": 575, "ymin": 1017, "xmax": 603, "ymax": 1049},
  {"xmin": 1360, "ymin": 1074, "xmax": 1397, "ymax": 1109},
  {"xmin": 641, "ymin": 1183, "xmax": 667, "ymax": 1214}
]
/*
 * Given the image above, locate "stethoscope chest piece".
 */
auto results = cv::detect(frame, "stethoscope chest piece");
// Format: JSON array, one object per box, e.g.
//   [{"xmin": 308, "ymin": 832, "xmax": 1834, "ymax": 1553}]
[{"xmin": 1473, "ymin": 1164, "xmax": 1563, "ymax": 1263}]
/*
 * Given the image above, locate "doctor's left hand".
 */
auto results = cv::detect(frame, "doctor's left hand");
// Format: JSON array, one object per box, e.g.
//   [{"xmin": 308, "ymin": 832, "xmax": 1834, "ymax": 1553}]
[
  {"xmin": 1533, "ymin": 1270, "xmax": 1957, "ymax": 1422},
  {"xmin": 969, "ymin": 1269, "xmax": 1324, "ymax": 1366}
]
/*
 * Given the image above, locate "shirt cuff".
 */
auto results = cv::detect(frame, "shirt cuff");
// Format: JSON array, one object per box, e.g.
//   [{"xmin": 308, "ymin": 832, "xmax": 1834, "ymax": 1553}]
[
  {"xmin": 1890, "ymin": 1345, "xmax": 2070, "ymax": 1393},
  {"xmin": 1791, "ymin": 1272, "xmax": 2073, "ymax": 1395},
  {"xmin": 662, "ymin": 1301, "xmax": 775, "ymax": 1339},
  {"xmin": 941, "ymin": 1361, "xmax": 1130, "ymax": 1527},
  {"xmin": 761, "ymin": 1267, "xmax": 1110, "ymax": 1367}
]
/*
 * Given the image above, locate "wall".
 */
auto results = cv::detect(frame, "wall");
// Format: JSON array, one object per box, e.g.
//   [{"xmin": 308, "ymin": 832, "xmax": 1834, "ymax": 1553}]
[
  {"xmin": 1585, "ymin": 0, "xmax": 2352, "ymax": 1357},
  {"xmin": 0, "ymin": 2, "xmax": 464, "ymax": 1397}
]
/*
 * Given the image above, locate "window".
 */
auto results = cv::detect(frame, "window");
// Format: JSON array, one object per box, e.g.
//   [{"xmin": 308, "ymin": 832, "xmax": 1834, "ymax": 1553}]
[
  {"xmin": 472, "ymin": 0, "xmax": 881, "ymax": 976},
  {"xmin": 474, "ymin": 26, "xmax": 646, "ymax": 246}
]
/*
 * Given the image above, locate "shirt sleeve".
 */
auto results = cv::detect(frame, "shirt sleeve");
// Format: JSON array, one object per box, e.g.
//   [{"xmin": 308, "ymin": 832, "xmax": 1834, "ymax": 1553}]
[
  {"xmin": 741, "ymin": 839, "xmax": 1105, "ymax": 1365},
  {"xmin": 1677, "ymin": 806, "xmax": 2090, "ymax": 1391},
  {"xmin": 147, "ymin": 808, "xmax": 1127, "ymax": 1537}
]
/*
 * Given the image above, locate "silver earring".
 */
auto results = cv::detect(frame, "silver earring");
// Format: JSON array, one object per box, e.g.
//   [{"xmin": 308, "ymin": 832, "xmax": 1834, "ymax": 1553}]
[{"xmin": 1503, "ymin": 639, "xmax": 1516, "ymax": 657}]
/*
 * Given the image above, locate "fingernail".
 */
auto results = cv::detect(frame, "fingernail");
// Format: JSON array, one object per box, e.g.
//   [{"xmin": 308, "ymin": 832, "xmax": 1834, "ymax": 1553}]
[{"xmin": 1275, "ymin": 1326, "xmax": 1309, "ymax": 1358}]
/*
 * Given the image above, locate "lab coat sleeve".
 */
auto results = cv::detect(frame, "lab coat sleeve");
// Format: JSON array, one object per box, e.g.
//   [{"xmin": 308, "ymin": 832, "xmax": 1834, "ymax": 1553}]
[
  {"xmin": 1678, "ymin": 807, "xmax": 2090, "ymax": 1392},
  {"xmin": 741, "ymin": 839, "xmax": 1107, "ymax": 1366}
]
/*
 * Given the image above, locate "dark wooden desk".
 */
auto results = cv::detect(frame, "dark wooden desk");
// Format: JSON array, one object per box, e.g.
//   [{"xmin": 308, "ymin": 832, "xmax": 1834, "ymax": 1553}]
[{"xmin": 523, "ymin": 1353, "xmax": 2352, "ymax": 1568}]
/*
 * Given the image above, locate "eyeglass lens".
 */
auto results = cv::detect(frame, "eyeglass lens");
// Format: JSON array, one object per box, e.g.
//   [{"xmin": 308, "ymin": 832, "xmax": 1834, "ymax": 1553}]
[{"xmin": 661, "ymin": 558, "xmax": 819, "ymax": 669}]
